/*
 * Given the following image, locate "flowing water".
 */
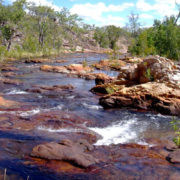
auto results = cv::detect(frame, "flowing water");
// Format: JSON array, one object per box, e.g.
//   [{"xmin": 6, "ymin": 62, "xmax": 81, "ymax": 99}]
[{"xmin": 0, "ymin": 53, "xmax": 179, "ymax": 179}]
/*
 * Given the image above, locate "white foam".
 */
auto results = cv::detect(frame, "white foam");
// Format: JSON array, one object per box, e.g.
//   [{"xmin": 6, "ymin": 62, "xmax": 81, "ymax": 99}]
[
  {"xmin": 89, "ymin": 119, "xmax": 143, "ymax": 146},
  {"xmin": 67, "ymin": 95, "xmax": 75, "ymax": 99},
  {"xmin": 0, "ymin": 104, "xmax": 64, "ymax": 117},
  {"xmin": 19, "ymin": 109, "xmax": 40, "ymax": 117},
  {"xmin": 6, "ymin": 89, "xmax": 28, "ymax": 95},
  {"xmin": 37, "ymin": 126, "xmax": 82, "ymax": 133},
  {"xmin": 82, "ymin": 102, "xmax": 102, "ymax": 110}
]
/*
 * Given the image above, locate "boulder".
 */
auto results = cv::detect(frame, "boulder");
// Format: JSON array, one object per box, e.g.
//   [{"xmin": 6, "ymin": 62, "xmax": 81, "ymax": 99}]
[
  {"xmin": 94, "ymin": 59, "xmax": 126, "ymax": 70},
  {"xmin": 99, "ymin": 82, "xmax": 180, "ymax": 115},
  {"xmin": 66, "ymin": 64, "xmax": 93, "ymax": 73},
  {"xmin": 168, "ymin": 149, "xmax": 180, "ymax": 163},
  {"xmin": 31, "ymin": 139, "xmax": 99, "ymax": 168},
  {"xmin": 95, "ymin": 73, "xmax": 114, "ymax": 85},
  {"xmin": 117, "ymin": 55, "xmax": 180, "ymax": 85}
]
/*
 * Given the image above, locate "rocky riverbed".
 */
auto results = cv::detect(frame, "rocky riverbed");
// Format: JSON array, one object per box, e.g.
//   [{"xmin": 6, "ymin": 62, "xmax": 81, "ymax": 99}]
[{"xmin": 0, "ymin": 53, "xmax": 179, "ymax": 180}]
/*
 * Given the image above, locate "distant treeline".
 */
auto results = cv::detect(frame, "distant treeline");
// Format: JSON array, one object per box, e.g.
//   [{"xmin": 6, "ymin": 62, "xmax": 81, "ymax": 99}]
[
  {"xmin": 0, "ymin": 0, "xmax": 180, "ymax": 60},
  {"xmin": 129, "ymin": 15, "xmax": 180, "ymax": 60},
  {"xmin": 0, "ymin": 0, "xmax": 93, "ymax": 59}
]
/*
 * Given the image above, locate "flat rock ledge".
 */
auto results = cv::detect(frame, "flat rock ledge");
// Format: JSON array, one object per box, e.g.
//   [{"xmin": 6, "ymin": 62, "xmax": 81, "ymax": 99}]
[
  {"xmin": 31, "ymin": 139, "xmax": 99, "ymax": 168},
  {"xmin": 92, "ymin": 55, "xmax": 180, "ymax": 116}
]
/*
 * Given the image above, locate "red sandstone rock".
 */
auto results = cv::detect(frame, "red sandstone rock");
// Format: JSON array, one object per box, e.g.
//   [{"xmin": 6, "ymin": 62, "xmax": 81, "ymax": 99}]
[
  {"xmin": 56, "ymin": 60, "xmax": 68, "ymax": 63},
  {"xmin": 94, "ymin": 59, "xmax": 126, "ymax": 70},
  {"xmin": 117, "ymin": 55, "xmax": 180, "ymax": 85},
  {"xmin": 25, "ymin": 58, "xmax": 52, "ymax": 63},
  {"xmin": 168, "ymin": 149, "xmax": 180, "ymax": 163},
  {"xmin": 99, "ymin": 82, "xmax": 180, "ymax": 115},
  {"xmin": 0, "ymin": 78, "xmax": 22, "ymax": 85},
  {"xmin": 0, "ymin": 96, "xmax": 19, "ymax": 108},
  {"xmin": 2, "ymin": 72, "xmax": 17, "ymax": 77},
  {"xmin": 1, "ymin": 66, "xmax": 18, "ymax": 71},
  {"xmin": 31, "ymin": 139, "xmax": 99, "ymax": 168},
  {"xmin": 27, "ymin": 84, "xmax": 74, "ymax": 94}
]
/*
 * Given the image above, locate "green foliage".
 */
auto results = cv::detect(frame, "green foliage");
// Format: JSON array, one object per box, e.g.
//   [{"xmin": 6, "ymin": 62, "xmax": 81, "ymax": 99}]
[
  {"xmin": 105, "ymin": 86, "xmax": 119, "ymax": 94},
  {"xmin": 127, "ymin": 12, "xmax": 141, "ymax": 38},
  {"xmin": 94, "ymin": 26, "xmax": 129, "ymax": 49},
  {"xmin": 0, "ymin": 0, "xmax": 26, "ymax": 51},
  {"xmin": 0, "ymin": 0, "xmax": 91, "ymax": 60},
  {"xmin": 170, "ymin": 117, "xmax": 180, "ymax": 147},
  {"xmin": 145, "ymin": 68, "xmax": 154, "ymax": 81},
  {"xmin": 82, "ymin": 59, "xmax": 88, "ymax": 67},
  {"xmin": 0, "ymin": 45, "xmax": 8, "ymax": 61},
  {"xmin": 129, "ymin": 16, "xmax": 180, "ymax": 60}
]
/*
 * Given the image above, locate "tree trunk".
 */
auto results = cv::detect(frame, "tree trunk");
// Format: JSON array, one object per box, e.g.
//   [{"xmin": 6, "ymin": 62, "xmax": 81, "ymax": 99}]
[{"xmin": 7, "ymin": 39, "xmax": 11, "ymax": 51}]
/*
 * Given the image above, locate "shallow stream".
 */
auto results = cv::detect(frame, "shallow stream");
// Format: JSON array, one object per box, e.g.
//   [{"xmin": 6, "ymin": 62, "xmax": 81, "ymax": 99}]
[{"xmin": 0, "ymin": 53, "xmax": 179, "ymax": 179}]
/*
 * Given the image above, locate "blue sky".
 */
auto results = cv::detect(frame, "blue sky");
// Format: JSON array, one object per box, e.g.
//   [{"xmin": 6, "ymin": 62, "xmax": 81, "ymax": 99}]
[{"xmin": 9, "ymin": 0, "xmax": 180, "ymax": 27}]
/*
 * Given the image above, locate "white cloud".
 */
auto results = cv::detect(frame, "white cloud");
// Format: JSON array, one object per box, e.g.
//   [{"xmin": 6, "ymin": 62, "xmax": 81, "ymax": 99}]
[
  {"xmin": 140, "ymin": 13, "xmax": 154, "ymax": 19},
  {"xmin": 136, "ymin": 0, "xmax": 153, "ymax": 11},
  {"xmin": 70, "ymin": 2, "xmax": 133, "ymax": 26},
  {"xmin": 136, "ymin": 0, "xmax": 179, "ymax": 17},
  {"xmin": 11, "ymin": 0, "xmax": 61, "ymax": 11}
]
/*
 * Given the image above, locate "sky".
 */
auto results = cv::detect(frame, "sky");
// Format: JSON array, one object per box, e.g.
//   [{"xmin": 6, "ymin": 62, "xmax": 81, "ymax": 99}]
[{"xmin": 8, "ymin": 0, "xmax": 180, "ymax": 27}]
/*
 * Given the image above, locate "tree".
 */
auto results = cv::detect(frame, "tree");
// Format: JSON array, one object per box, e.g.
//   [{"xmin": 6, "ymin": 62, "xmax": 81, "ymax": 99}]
[
  {"xmin": 106, "ymin": 25, "xmax": 122, "ymax": 49},
  {"xmin": 0, "ymin": 0, "xmax": 26, "ymax": 51},
  {"xmin": 28, "ymin": 4, "xmax": 56, "ymax": 48},
  {"xmin": 127, "ymin": 12, "xmax": 141, "ymax": 38},
  {"xmin": 129, "ymin": 15, "xmax": 180, "ymax": 60}
]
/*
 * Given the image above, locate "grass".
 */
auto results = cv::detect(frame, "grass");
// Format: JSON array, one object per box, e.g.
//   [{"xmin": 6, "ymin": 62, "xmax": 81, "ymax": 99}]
[
  {"xmin": 105, "ymin": 85, "xmax": 119, "ymax": 94},
  {"xmin": 170, "ymin": 117, "xmax": 180, "ymax": 147},
  {"xmin": 3, "ymin": 168, "xmax": 6, "ymax": 180},
  {"xmin": 2, "ymin": 168, "xmax": 30, "ymax": 180},
  {"xmin": 0, "ymin": 46, "xmax": 69, "ymax": 63}
]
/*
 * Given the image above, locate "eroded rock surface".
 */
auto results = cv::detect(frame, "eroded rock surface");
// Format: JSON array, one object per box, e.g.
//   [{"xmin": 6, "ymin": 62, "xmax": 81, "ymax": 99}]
[
  {"xmin": 0, "ymin": 96, "xmax": 19, "ymax": 109},
  {"xmin": 31, "ymin": 139, "xmax": 99, "ymax": 168},
  {"xmin": 26, "ymin": 84, "xmax": 74, "ymax": 94},
  {"xmin": 118, "ymin": 55, "xmax": 180, "ymax": 85},
  {"xmin": 168, "ymin": 149, "xmax": 180, "ymax": 163},
  {"xmin": 40, "ymin": 64, "xmax": 112, "ymax": 81},
  {"xmin": 40, "ymin": 64, "xmax": 93, "ymax": 74},
  {"xmin": 100, "ymin": 82, "xmax": 180, "ymax": 115},
  {"xmin": 92, "ymin": 56, "xmax": 180, "ymax": 115},
  {"xmin": 94, "ymin": 59, "xmax": 126, "ymax": 70}
]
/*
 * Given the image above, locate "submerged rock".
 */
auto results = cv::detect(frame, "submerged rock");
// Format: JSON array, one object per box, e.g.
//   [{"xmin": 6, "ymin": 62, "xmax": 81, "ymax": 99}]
[
  {"xmin": 26, "ymin": 84, "xmax": 74, "ymax": 94},
  {"xmin": 40, "ymin": 64, "xmax": 112, "ymax": 81},
  {"xmin": 1, "ymin": 66, "xmax": 18, "ymax": 72},
  {"xmin": 0, "ymin": 78, "xmax": 22, "ymax": 85},
  {"xmin": 56, "ymin": 60, "xmax": 68, "ymax": 63},
  {"xmin": 25, "ymin": 58, "xmax": 52, "ymax": 63},
  {"xmin": 0, "ymin": 96, "xmax": 19, "ymax": 109},
  {"xmin": 40, "ymin": 64, "xmax": 93, "ymax": 74},
  {"xmin": 1, "ymin": 72, "xmax": 17, "ymax": 77},
  {"xmin": 31, "ymin": 139, "xmax": 99, "ymax": 168}
]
